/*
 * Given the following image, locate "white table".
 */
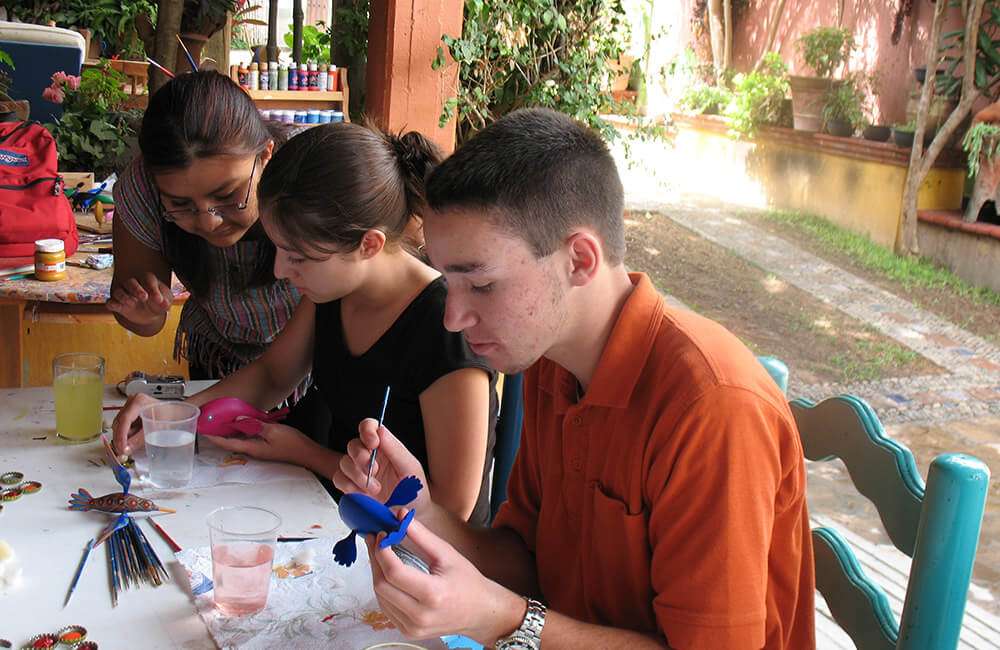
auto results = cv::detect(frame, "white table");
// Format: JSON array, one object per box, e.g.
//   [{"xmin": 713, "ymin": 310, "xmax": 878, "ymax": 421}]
[{"xmin": 0, "ymin": 384, "xmax": 349, "ymax": 649}]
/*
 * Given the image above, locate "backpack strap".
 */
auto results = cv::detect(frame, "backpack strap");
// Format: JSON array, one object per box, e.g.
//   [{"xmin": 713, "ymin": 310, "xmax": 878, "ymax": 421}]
[{"xmin": 0, "ymin": 121, "xmax": 34, "ymax": 144}]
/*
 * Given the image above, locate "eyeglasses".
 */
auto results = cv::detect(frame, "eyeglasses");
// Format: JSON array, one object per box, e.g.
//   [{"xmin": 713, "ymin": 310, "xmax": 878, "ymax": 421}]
[{"xmin": 159, "ymin": 157, "xmax": 258, "ymax": 223}]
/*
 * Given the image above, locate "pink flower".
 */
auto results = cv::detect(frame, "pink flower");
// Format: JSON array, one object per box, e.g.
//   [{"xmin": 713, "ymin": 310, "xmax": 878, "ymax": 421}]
[
  {"xmin": 51, "ymin": 70, "xmax": 68, "ymax": 85},
  {"xmin": 65, "ymin": 75, "xmax": 80, "ymax": 89},
  {"xmin": 42, "ymin": 86, "xmax": 64, "ymax": 103}
]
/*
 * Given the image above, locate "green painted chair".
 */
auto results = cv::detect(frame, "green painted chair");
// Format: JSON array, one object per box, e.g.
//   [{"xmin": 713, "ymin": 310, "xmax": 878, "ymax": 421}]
[{"xmin": 791, "ymin": 394, "xmax": 990, "ymax": 649}]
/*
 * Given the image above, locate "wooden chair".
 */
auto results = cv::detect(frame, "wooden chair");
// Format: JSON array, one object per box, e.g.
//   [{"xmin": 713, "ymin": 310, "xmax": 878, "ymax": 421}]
[{"xmin": 791, "ymin": 394, "xmax": 990, "ymax": 649}]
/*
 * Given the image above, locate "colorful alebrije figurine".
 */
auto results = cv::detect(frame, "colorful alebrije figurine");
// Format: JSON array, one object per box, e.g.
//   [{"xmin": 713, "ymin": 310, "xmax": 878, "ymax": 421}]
[
  {"xmin": 67, "ymin": 436, "xmax": 173, "ymax": 545},
  {"xmin": 196, "ymin": 397, "xmax": 289, "ymax": 438},
  {"xmin": 333, "ymin": 476, "xmax": 422, "ymax": 567}
]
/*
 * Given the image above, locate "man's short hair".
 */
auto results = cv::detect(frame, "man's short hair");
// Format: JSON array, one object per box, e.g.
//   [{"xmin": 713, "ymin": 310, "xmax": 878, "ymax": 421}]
[{"xmin": 426, "ymin": 107, "xmax": 625, "ymax": 265}]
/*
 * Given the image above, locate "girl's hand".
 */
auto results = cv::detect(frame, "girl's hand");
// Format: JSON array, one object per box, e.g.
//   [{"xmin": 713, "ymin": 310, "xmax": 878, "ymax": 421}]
[
  {"xmin": 111, "ymin": 392, "xmax": 161, "ymax": 455},
  {"xmin": 106, "ymin": 272, "xmax": 174, "ymax": 327}
]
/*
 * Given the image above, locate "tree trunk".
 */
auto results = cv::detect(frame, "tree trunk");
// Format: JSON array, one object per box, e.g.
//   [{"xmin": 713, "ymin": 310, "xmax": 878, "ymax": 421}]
[
  {"xmin": 722, "ymin": 0, "xmax": 732, "ymax": 72},
  {"xmin": 292, "ymin": 0, "xmax": 304, "ymax": 65},
  {"xmin": 898, "ymin": 0, "xmax": 985, "ymax": 255},
  {"xmin": 753, "ymin": 0, "xmax": 788, "ymax": 71},
  {"xmin": 707, "ymin": 0, "xmax": 725, "ymax": 79},
  {"xmin": 267, "ymin": 0, "xmax": 279, "ymax": 64},
  {"xmin": 150, "ymin": 0, "xmax": 184, "ymax": 94}
]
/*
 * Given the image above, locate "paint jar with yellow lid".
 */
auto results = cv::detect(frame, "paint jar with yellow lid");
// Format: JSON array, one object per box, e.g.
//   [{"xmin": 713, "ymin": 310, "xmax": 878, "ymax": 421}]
[{"xmin": 34, "ymin": 238, "xmax": 67, "ymax": 281}]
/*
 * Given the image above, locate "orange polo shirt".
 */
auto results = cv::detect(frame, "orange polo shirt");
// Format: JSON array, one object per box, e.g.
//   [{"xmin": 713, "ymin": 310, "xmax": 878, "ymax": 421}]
[{"xmin": 493, "ymin": 273, "xmax": 814, "ymax": 649}]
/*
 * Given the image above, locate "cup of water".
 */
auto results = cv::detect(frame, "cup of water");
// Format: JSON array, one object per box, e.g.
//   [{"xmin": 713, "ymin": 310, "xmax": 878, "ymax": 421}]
[
  {"xmin": 206, "ymin": 506, "xmax": 281, "ymax": 616},
  {"xmin": 139, "ymin": 401, "xmax": 199, "ymax": 488},
  {"xmin": 53, "ymin": 352, "xmax": 105, "ymax": 443}
]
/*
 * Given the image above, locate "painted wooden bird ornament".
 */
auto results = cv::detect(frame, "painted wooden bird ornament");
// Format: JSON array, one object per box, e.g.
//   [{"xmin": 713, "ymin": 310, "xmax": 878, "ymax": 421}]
[
  {"xmin": 67, "ymin": 436, "xmax": 174, "ymax": 545},
  {"xmin": 333, "ymin": 476, "xmax": 423, "ymax": 567},
  {"xmin": 197, "ymin": 397, "xmax": 290, "ymax": 438}
]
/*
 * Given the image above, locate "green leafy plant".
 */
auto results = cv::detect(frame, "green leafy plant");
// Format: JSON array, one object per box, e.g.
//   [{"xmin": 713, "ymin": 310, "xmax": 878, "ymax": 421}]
[
  {"xmin": 283, "ymin": 22, "xmax": 331, "ymax": 63},
  {"xmin": 937, "ymin": 2, "xmax": 1000, "ymax": 99},
  {"xmin": 679, "ymin": 83, "xmax": 732, "ymax": 115},
  {"xmin": 8, "ymin": 0, "xmax": 159, "ymax": 60},
  {"xmin": 431, "ymin": 0, "xmax": 632, "ymax": 145},
  {"xmin": 42, "ymin": 60, "xmax": 141, "ymax": 179},
  {"xmin": 332, "ymin": 0, "xmax": 370, "ymax": 59},
  {"xmin": 231, "ymin": 0, "xmax": 266, "ymax": 49},
  {"xmin": 822, "ymin": 72, "xmax": 868, "ymax": 130},
  {"xmin": 894, "ymin": 120, "xmax": 917, "ymax": 133},
  {"xmin": 795, "ymin": 26, "xmax": 856, "ymax": 78},
  {"xmin": 725, "ymin": 52, "xmax": 790, "ymax": 138},
  {"xmin": 962, "ymin": 121, "xmax": 1000, "ymax": 177}
]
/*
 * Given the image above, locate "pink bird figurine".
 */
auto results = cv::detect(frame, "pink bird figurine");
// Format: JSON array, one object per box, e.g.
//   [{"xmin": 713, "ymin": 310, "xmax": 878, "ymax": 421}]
[{"xmin": 196, "ymin": 397, "xmax": 289, "ymax": 438}]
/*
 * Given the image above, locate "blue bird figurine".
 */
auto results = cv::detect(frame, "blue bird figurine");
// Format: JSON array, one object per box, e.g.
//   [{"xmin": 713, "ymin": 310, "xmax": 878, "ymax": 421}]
[{"xmin": 333, "ymin": 475, "xmax": 423, "ymax": 567}]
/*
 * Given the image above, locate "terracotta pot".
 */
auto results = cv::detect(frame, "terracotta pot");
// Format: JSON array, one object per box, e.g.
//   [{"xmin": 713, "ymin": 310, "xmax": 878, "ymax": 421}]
[{"xmin": 789, "ymin": 75, "xmax": 836, "ymax": 132}]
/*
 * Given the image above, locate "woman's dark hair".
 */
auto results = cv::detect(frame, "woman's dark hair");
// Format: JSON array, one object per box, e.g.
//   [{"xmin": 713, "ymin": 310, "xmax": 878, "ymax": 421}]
[
  {"xmin": 139, "ymin": 71, "xmax": 294, "ymax": 295},
  {"xmin": 257, "ymin": 119, "xmax": 444, "ymax": 257}
]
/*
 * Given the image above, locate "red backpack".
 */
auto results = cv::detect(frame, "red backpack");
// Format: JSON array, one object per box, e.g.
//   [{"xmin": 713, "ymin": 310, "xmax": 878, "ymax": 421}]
[{"xmin": 0, "ymin": 121, "xmax": 78, "ymax": 259}]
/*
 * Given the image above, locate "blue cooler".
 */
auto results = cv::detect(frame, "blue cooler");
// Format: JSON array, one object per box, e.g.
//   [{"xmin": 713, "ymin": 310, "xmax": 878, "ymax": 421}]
[{"xmin": 0, "ymin": 22, "xmax": 86, "ymax": 124}]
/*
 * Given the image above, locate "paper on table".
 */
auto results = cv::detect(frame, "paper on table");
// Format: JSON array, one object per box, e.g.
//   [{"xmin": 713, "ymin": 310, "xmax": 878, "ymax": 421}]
[
  {"xmin": 130, "ymin": 437, "xmax": 306, "ymax": 493},
  {"xmin": 175, "ymin": 537, "xmax": 447, "ymax": 650}
]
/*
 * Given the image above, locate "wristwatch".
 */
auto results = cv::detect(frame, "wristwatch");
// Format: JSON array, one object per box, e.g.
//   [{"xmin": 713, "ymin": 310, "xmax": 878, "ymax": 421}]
[{"xmin": 495, "ymin": 597, "xmax": 546, "ymax": 649}]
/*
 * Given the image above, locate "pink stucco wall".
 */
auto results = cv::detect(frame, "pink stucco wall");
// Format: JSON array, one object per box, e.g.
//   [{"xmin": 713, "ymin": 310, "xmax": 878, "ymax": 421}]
[{"xmin": 662, "ymin": 1, "xmax": 986, "ymax": 125}]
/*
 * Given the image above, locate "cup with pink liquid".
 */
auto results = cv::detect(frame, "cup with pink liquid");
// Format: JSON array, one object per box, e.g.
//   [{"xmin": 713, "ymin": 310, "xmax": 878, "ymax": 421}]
[{"xmin": 206, "ymin": 506, "xmax": 281, "ymax": 616}]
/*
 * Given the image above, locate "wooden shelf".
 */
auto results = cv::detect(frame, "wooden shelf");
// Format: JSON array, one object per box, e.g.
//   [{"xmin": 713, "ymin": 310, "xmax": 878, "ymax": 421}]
[{"xmin": 231, "ymin": 66, "xmax": 350, "ymax": 119}]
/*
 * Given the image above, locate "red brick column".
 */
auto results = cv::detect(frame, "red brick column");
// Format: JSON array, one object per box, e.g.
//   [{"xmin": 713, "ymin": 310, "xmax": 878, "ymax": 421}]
[{"xmin": 366, "ymin": 0, "xmax": 463, "ymax": 153}]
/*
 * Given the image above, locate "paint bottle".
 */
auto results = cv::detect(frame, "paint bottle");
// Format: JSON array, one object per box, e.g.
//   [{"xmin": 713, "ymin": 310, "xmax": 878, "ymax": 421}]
[
  {"xmin": 259, "ymin": 62, "xmax": 269, "ymax": 91},
  {"xmin": 317, "ymin": 64, "xmax": 328, "ymax": 93},
  {"xmin": 237, "ymin": 63, "xmax": 249, "ymax": 89},
  {"xmin": 34, "ymin": 239, "xmax": 66, "ymax": 281},
  {"xmin": 328, "ymin": 64, "xmax": 338, "ymax": 91},
  {"xmin": 278, "ymin": 63, "xmax": 288, "ymax": 90},
  {"xmin": 299, "ymin": 63, "xmax": 316, "ymax": 90},
  {"xmin": 269, "ymin": 61, "xmax": 279, "ymax": 90},
  {"xmin": 249, "ymin": 62, "xmax": 259, "ymax": 90}
]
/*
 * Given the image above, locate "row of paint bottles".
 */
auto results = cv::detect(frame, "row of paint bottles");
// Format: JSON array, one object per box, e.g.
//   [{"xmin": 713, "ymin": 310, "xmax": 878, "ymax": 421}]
[{"xmin": 238, "ymin": 62, "xmax": 339, "ymax": 92}]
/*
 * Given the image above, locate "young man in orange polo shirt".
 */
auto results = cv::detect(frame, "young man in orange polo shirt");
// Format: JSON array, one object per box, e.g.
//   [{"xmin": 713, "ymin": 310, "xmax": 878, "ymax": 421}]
[{"xmin": 335, "ymin": 107, "xmax": 815, "ymax": 649}]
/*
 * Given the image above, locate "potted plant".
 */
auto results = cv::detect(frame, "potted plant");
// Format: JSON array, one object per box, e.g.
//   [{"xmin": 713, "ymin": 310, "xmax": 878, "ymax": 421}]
[
  {"xmin": 679, "ymin": 83, "xmax": 732, "ymax": 116},
  {"xmin": 890, "ymin": 120, "xmax": 935, "ymax": 148},
  {"xmin": 724, "ymin": 52, "xmax": 791, "ymax": 138},
  {"xmin": 789, "ymin": 26, "xmax": 856, "ymax": 131},
  {"xmin": 961, "ymin": 121, "xmax": 1000, "ymax": 222},
  {"xmin": 821, "ymin": 71, "xmax": 866, "ymax": 137}
]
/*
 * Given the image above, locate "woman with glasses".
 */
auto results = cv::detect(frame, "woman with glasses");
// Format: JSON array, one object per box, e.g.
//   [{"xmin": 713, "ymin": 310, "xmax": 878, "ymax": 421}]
[
  {"xmin": 114, "ymin": 122, "xmax": 498, "ymax": 524},
  {"xmin": 108, "ymin": 71, "xmax": 300, "ymax": 379}
]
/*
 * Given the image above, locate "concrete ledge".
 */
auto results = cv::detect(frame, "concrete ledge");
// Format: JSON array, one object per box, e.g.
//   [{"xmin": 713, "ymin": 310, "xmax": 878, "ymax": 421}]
[
  {"xmin": 918, "ymin": 210, "xmax": 1000, "ymax": 293},
  {"xmin": 670, "ymin": 114, "xmax": 967, "ymax": 249}
]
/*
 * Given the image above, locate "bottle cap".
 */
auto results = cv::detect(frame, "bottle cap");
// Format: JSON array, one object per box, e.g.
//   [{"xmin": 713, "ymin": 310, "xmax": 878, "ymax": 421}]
[
  {"xmin": 69, "ymin": 642, "xmax": 98, "ymax": 650},
  {"xmin": 22, "ymin": 632, "xmax": 59, "ymax": 648},
  {"xmin": 34, "ymin": 239, "xmax": 64, "ymax": 254},
  {"xmin": 0, "ymin": 471, "xmax": 23, "ymax": 485},
  {"xmin": 21, "ymin": 480, "xmax": 41, "ymax": 494},
  {"xmin": 1, "ymin": 487, "xmax": 22, "ymax": 501},
  {"xmin": 57, "ymin": 626, "xmax": 87, "ymax": 645}
]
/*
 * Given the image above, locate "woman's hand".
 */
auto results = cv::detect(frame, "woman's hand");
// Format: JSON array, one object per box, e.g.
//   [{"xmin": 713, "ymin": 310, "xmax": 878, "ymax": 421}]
[
  {"xmin": 106, "ymin": 272, "xmax": 174, "ymax": 329},
  {"xmin": 111, "ymin": 392, "xmax": 161, "ymax": 455},
  {"xmin": 208, "ymin": 421, "xmax": 327, "ymax": 468}
]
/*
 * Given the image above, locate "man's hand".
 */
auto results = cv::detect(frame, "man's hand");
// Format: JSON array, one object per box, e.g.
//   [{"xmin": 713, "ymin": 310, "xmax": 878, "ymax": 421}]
[
  {"xmin": 367, "ymin": 517, "xmax": 526, "ymax": 645},
  {"xmin": 334, "ymin": 418, "xmax": 430, "ymax": 510},
  {"xmin": 106, "ymin": 272, "xmax": 174, "ymax": 328}
]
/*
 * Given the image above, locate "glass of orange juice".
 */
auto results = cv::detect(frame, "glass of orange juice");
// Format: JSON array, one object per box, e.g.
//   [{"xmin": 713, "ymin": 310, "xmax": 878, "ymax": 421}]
[{"xmin": 52, "ymin": 352, "xmax": 105, "ymax": 443}]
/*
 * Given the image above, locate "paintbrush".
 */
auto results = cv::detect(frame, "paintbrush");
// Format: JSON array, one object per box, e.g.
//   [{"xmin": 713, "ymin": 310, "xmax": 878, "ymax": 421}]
[
  {"xmin": 366, "ymin": 385, "xmax": 391, "ymax": 488},
  {"xmin": 146, "ymin": 56, "xmax": 175, "ymax": 78},
  {"xmin": 64, "ymin": 538, "xmax": 95, "ymax": 607},
  {"xmin": 175, "ymin": 34, "xmax": 199, "ymax": 72}
]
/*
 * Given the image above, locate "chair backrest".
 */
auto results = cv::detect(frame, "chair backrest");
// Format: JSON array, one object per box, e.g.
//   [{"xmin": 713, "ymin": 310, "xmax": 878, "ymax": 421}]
[
  {"xmin": 791, "ymin": 394, "xmax": 990, "ymax": 650},
  {"xmin": 490, "ymin": 372, "xmax": 523, "ymax": 522}
]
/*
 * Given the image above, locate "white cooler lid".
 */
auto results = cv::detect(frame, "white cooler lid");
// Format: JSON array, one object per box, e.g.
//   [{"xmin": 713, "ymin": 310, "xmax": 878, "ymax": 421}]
[{"xmin": 0, "ymin": 20, "xmax": 85, "ymax": 53}]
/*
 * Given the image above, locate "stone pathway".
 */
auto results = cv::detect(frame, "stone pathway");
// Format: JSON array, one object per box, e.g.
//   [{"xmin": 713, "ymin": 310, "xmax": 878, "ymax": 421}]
[{"xmin": 614, "ymin": 140, "xmax": 1000, "ymax": 425}]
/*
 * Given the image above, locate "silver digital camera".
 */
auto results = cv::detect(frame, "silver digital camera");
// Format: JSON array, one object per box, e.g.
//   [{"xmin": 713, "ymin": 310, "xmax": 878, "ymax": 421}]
[{"xmin": 122, "ymin": 371, "xmax": 186, "ymax": 398}]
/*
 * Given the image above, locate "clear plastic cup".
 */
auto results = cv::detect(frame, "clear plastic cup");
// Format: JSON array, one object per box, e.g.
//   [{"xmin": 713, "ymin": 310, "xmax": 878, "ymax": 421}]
[
  {"xmin": 140, "ymin": 401, "xmax": 200, "ymax": 488},
  {"xmin": 207, "ymin": 506, "xmax": 281, "ymax": 616},
  {"xmin": 52, "ymin": 352, "xmax": 105, "ymax": 443}
]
